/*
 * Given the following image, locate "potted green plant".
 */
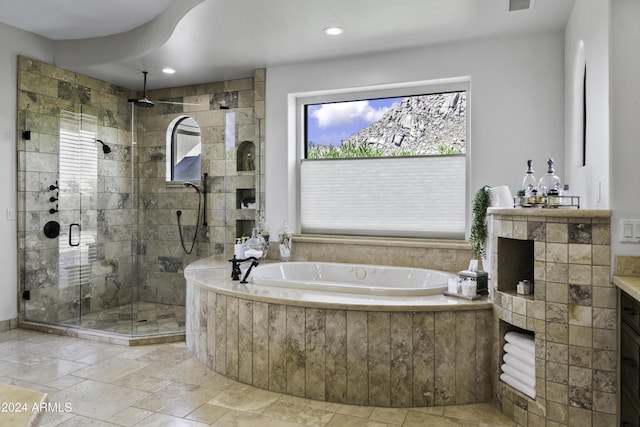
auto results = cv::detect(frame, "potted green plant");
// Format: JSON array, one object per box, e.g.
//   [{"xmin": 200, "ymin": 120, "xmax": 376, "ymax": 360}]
[{"xmin": 469, "ymin": 185, "xmax": 492, "ymax": 270}]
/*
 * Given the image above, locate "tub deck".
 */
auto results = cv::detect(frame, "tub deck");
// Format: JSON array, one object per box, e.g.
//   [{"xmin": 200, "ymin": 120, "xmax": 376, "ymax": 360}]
[{"xmin": 185, "ymin": 257, "xmax": 492, "ymax": 311}]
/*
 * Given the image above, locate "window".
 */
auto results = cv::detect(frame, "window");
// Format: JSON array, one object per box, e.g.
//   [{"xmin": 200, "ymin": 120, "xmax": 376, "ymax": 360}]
[
  {"xmin": 166, "ymin": 116, "xmax": 201, "ymax": 182},
  {"xmin": 298, "ymin": 81, "xmax": 468, "ymax": 239}
]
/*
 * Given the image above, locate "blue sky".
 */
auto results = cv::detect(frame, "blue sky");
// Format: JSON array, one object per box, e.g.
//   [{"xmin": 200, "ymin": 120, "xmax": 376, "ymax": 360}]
[{"xmin": 306, "ymin": 97, "xmax": 402, "ymax": 147}]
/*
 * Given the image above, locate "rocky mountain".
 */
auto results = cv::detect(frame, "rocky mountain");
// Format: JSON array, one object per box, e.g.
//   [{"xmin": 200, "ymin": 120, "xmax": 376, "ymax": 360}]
[{"xmin": 343, "ymin": 91, "xmax": 466, "ymax": 156}]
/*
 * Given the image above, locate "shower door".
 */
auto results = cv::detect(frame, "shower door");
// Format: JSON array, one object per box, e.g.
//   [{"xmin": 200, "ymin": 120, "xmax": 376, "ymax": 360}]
[
  {"xmin": 56, "ymin": 109, "xmax": 100, "ymax": 327},
  {"xmin": 23, "ymin": 107, "xmax": 136, "ymax": 331}
]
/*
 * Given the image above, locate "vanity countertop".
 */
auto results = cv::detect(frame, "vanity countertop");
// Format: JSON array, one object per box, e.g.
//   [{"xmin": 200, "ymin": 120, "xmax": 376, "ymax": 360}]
[
  {"xmin": 614, "ymin": 255, "xmax": 640, "ymax": 302},
  {"xmin": 614, "ymin": 275, "xmax": 640, "ymax": 302}
]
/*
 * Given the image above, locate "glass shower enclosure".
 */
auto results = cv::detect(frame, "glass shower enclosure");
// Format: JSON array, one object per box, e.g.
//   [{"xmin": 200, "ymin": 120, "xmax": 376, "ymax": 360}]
[{"xmin": 19, "ymin": 104, "xmax": 143, "ymax": 335}]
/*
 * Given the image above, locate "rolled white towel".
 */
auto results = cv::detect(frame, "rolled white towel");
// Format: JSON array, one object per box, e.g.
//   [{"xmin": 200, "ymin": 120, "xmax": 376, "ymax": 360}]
[
  {"xmin": 503, "ymin": 353, "xmax": 536, "ymax": 378},
  {"xmin": 501, "ymin": 363, "xmax": 535, "ymax": 389},
  {"xmin": 504, "ymin": 343, "xmax": 535, "ymax": 366},
  {"xmin": 504, "ymin": 332, "xmax": 535, "ymax": 354},
  {"xmin": 500, "ymin": 372, "xmax": 536, "ymax": 399}
]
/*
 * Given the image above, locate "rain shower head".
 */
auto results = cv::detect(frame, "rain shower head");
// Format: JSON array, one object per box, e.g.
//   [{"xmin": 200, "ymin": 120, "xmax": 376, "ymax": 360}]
[
  {"xmin": 184, "ymin": 182, "xmax": 200, "ymax": 193},
  {"xmin": 133, "ymin": 97, "xmax": 154, "ymax": 108},
  {"xmin": 96, "ymin": 139, "xmax": 112, "ymax": 154}
]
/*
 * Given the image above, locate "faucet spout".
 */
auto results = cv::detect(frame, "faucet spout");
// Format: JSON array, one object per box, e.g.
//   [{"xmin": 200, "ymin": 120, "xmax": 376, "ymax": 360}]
[{"xmin": 229, "ymin": 255, "xmax": 260, "ymax": 283}]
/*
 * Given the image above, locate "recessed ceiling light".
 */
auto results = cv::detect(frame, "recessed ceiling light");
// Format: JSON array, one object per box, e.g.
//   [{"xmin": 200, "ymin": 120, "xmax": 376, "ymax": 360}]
[
  {"xmin": 162, "ymin": 68, "xmax": 176, "ymax": 74},
  {"xmin": 323, "ymin": 26, "xmax": 345, "ymax": 36}
]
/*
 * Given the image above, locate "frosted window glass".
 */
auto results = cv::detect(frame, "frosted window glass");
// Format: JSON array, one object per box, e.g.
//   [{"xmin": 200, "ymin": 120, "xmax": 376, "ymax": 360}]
[{"xmin": 300, "ymin": 155, "xmax": 466, "ymax": 238}]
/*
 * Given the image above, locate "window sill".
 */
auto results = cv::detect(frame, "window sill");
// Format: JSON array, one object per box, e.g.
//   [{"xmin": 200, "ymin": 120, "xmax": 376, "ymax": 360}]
[
  {"xmin": 166, "ymin": 180, "xmax": 201, "ymax": 189},
  {"xmin": 293, "ymin": 233, "xmax": 470, "ymax": 251}
]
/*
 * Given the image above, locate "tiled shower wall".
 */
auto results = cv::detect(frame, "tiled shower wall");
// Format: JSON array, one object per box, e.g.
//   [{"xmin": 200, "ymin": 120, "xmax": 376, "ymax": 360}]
[
  {"xmin": 17, "ymin": 56, "xmax": 265, "ymax": 322},
  {"xmin": 135, "ymin": 70, "xmax": 265, "ymax": 305}
]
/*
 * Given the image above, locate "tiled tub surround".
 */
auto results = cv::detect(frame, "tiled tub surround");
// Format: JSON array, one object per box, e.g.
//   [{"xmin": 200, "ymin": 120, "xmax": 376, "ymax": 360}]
[
  {"xmin": 489, "ymin": 209, "xmax": 617, "ymax": 426},
  {"xmin": 281, "ymin": 234, "xmax": 473, "ymax": 273},
  {"xmin": 185, "ymin": 258, "xmax": 493, "ymax": 408}
]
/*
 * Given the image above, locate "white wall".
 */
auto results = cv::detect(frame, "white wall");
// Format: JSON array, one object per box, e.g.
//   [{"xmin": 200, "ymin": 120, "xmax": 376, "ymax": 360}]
[
  {"xmin": 0, "ymin": 23, "xmax": 53, "ymax": 322},
  {"xmin": 563, "ymin": 0, "xmax": 610, "ymax": 210},
  {"xmin": 611, "ymin": 0, "xmax": 640, "ymax": 257},
  {"xmin": 265, "ymin": 32, "xmax": 565, "ymax": 235}
]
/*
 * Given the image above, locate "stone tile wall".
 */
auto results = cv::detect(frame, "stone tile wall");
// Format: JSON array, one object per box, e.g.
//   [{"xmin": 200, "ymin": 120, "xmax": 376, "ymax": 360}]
[
  {"xmin": 186, "ymin": 281, "xmax": 493, "ymax": 407},
  {"xmin": 284, "ymin": 235, "xmax": 473, "ymax": 273},
  {"xmin": 489, "ymin": 210, "xmax": 616, "ymax": 426},
  {"xmin": 136, "ymin": 69, "xmax": 265, "ymax": 305}
]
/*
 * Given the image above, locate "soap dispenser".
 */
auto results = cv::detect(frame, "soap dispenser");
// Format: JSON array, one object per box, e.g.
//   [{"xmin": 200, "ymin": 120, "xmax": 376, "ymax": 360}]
[{"xmin": 521, "ymin": 159, "xmax": 537, "ymax": 196}]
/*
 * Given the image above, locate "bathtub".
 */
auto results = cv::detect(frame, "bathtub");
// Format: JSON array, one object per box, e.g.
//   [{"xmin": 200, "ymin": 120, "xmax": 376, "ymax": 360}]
[{"xmin": 250, "ymin": 261, "xmax": 453, "ymax": 297}]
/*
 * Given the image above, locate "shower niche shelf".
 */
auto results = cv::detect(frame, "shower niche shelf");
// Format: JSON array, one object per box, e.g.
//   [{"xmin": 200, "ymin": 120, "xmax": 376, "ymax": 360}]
[
  {"xmin": 237, "ymin": 188, "xmax": 256, "ymax": 209},
  {"xmin": 236, "ymin": 220, "xmax": 255, "ymax": 239},
  {"xmin": 497, "ymin": 237, "xmax": 534, "ymax": 294},
  {"xmin": 236, "ymin": 141, "xmax": 255, "ymax": 172}
]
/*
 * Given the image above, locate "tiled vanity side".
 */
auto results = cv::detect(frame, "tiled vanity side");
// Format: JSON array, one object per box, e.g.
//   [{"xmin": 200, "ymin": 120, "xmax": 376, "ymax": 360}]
[{"xmin": 489, "ymin": 209, "xmax": 616, "ymax": 427}]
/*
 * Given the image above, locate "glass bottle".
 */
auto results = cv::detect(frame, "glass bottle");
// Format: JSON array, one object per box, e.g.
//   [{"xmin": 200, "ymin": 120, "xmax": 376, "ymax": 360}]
[
  {"xmin": 538, "ymin": 158, "xmax": 562, "ymax": 197},
  {"xmin": 521, "ymin": 159, "xmax": 537, "ymax": 196},
  {"xmin": 278, "ymin": 220, "xmax": 292, "ymax": 262}
]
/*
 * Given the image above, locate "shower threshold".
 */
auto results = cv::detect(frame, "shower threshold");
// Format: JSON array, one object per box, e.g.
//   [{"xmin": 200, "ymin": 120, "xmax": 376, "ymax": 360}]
[{"xmin": 20, "ymin": 302, "xmax": 185, "ymax": 346}]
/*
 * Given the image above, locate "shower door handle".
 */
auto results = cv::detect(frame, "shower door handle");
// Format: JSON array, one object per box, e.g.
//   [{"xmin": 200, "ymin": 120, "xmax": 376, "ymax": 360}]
[{"xmin": 69, "ymin": 223, "xmax": 81, "ymax": 247}]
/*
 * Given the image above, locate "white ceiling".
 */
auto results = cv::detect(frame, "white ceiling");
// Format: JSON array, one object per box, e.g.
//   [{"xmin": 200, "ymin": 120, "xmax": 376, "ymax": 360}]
[
  {"xmin": 0, "ymin": 0, "xmax": 576, "ymax": 91},
  {"xmin": 0, "ymin": 0, "xmax": 172, "ymax": 40}
]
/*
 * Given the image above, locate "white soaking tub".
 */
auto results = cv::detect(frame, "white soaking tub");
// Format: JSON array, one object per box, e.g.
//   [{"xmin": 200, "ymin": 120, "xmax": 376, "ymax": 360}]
[{"xmin": 249, "ymin": 261, "xmax": 453, "ymax": 296}]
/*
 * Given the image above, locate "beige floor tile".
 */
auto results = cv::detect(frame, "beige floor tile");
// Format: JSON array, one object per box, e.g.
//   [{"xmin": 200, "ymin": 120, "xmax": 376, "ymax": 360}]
[
  {"xmin": 211, "ymin": 410, "xmax": 308, "ymax": 426},
  {"xmin": 152, "ymin": 357, "xmax": 226, "ymax": 387},
  {"xmin": 127, "ymin": 412, "xmax": 209, "ymax": 426},
  {"xmin": 75, "ymin": 346, "xmax": 130, "ymax": 365},
  {"xmin": 38, "ymin": 339, "xmax": 117, "ymax": 362},
  {"xmin": 406, "ymin": 406, "xmax": 446, "ymax": 416},
  {"xmin": 207, "ymin": 385, "xmax": 282, "ymax": 414},
  {"xmin": 369, "ymin": 407, "xmax": 408, "ymax": 425},
  {"xmin": 133, "ymin": 342, "xmax": 193, "ymax": 364},
  {"xmin": 133, "ymin": 381, "xmax": 222, "ymax": 418},
  {"xmin": 37, "ymin": 410, "xmax": 76, "ymax": 426},
  {"xmin": 71, "ymin": 356, "xmax": 149, "ymax": 383},
  {"xmin": 106, "ymin": 406, "xmax": 155, "ymax": 426},
  {"xmin": 403, "ymin": 411, "xmax": 476, "ymax": 427},
  {"xmin": 49, "ymin": 379, "xmax": 149, "ymax": 421},
  {"xmin": 44, "ymin": 374, "xmax": 87, "ymax": 390},
  {"xmin": 185, "ymin": 403, "xmax": 229, "ymax": 424},
  {"xmin": 52, "ymin": 414, "xmax": 125, "ymax": 426},
  {"xmin": 5, "ymin": 358, "xmax": 88, "ymax": 384},
  {"xmin": 111, "ymin": 372, "xmax": 173, "ymax": 393},
  {"xmin": 261, "ymin": 401, "xmax": 334, "ymax": 426},
  {"xmin": 324, "ymin": 413, "xmax": 390, "ymax": 427},
  {"xmin": 0, "ymin": 330, "xmax": 523, "ymax": 427},
  {"xmin": 443, "ymin": 403, "xmax": 516, "ymax": 426}
]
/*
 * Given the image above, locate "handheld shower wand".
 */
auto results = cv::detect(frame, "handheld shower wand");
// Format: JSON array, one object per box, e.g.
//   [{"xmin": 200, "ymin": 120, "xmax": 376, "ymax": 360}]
[{"xmin": 183, "ymin": 182, "xmax": 200, "ymax": 193}]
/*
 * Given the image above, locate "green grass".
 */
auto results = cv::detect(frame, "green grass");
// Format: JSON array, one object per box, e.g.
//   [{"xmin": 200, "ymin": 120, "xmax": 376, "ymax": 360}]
[{"xmin": 308, "ymin": 141, "xmax": 463, "ymax": 159}]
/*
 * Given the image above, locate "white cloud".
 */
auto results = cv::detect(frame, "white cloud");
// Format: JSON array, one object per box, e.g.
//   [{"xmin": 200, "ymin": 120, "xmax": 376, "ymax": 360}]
[{"xmin": 311, "ymin": 101, "xmax": 393, "ymax": 128}]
